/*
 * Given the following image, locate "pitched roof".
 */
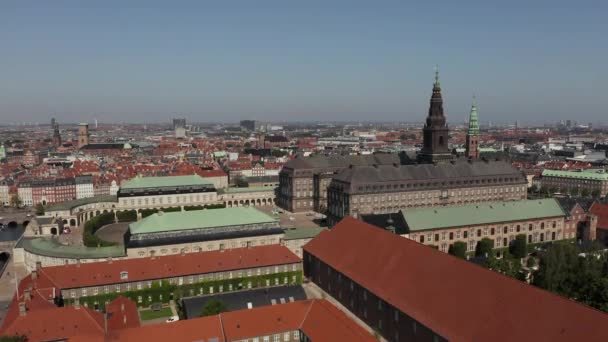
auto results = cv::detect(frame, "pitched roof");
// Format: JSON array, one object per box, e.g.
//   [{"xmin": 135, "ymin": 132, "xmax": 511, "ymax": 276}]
[
  {"xmin": 108, "ymin": 299, "xmax": 375, "ymax": 342},
  {"xmin": 105, "ymin": 296, "xmax": 140, "ymax": 331},
  {"xmin": 45, "ymin": 195, "xmax": 117, "ymax": 212},
  {"xmin": 129, "ymin": 207, "xmax": 278, "ymax": 235},
  {"xmin": 590, "ymin": 202, "xmax": 608, "ymax": 230},
  {"xmin": 120, "ymin": 174, "xmax": 213, "ymax": 190},
  {"xmin": 556, "ymin": 197, "xmax": 596, "ymax": 214},
  {"xmin": 333, "ymin": 159, "xmax": 524, "ymax": 187},
  {"xmin": 108, "ymin": 315, "xmax": 225, "ymax": 341},
  {"xmin": 39, "ymin": 245, "xmax": 300, "ymax": 290},
  {"xmin": 542, "ymin": 169, "xmax": 608, "ymax": 181},
  {"xmin": 303, "ymin": 217, "xmax": 608, "ymax": 342},
  {"xmin": 401, "ymin": 199, "xmax": 565, "ymax": 231},
  {"xmin": 1, "ymin": 305, "xmax": 105, "ymax": 341},
  {"xmin": 17, "ymin": 237, "xmax": 126, "ymax": 259}
]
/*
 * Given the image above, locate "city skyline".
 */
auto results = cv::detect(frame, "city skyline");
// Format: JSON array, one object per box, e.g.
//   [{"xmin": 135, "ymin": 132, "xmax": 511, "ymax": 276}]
[{"xmin": 1, "ymin": 1, "xmax": 607, "ymax": 124}]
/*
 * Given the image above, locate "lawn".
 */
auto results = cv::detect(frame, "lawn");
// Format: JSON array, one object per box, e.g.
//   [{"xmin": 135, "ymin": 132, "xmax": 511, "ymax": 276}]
[{"xmin": 139, "ymin": 307, "xmax": 173, "ymax": 321}]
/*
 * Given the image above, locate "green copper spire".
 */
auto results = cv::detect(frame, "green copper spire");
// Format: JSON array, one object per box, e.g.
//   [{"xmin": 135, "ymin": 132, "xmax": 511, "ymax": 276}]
[
  {"xmin": 467, "ymin": 96, "xmax": 480, "ymax": 135},
  {"xmin": 434, "ymin": 65, "xmax": 440, "ymax": 88},
  {"xmin": 0, "ymin": 143, "xmax": 6, "ymax": 160}
]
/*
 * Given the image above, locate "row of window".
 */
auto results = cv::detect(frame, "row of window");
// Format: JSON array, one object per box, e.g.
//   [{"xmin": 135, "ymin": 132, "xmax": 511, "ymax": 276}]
[
  {"xmin": 416, "ymin": 221, "xmax": 562, "ymax": 243},
  {"xmin": 354, "ymin": 177, "xmax": 523, "ymax": 193},
  {"xmin": 122, "ymin": 194, "xmax": 215, "ymax": 207}
]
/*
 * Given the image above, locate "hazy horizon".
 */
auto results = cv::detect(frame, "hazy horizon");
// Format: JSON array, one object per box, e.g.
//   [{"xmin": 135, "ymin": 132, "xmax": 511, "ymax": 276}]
[{"xmin": 1, "ymin": 1, "xmax": 606, "ymax": 124}]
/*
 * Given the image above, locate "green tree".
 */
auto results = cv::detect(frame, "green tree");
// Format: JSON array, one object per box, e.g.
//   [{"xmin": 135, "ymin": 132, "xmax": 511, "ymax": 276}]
[
  {"xmin": 475, "ymin": 238, "xmax": 494, "ymax": 258},
  {"xmin": 448, "ymin": 241, "xmax": 467, "ymax": 259},
  {"xmin": 591, "ymin": 189, "xmax": 601, "ymax": 199},
  {"xmin": 581, "ymin": 188, "xmax": 590, "ymax": 198},
  {"xmin": 9, "ymin": 194, "xmax": 22, "ymax": 208},
  {"xmin": 485, "ymin": 252, "xmax": 522, "ymax": 278},
  {"xmin": 271, "ymin": 149, "xmax": 288, "ymax": 158},
  {"xmin": 200, "ymin": 299, "xmax": 227, "ymax": 317},
  {"xmin": 244, "ymin": 141, "xmax": 252, "ymax": 148},
  {"xmin": 510, "ymin": 234, "xmax": 528, "ymax": 259},
  {"xmin": 0, "ymin": 336, "xmax": 28, "ymax": 342},
  {"xmin": 569, "ymin": 187, "xmax": 580, "ymax": 197},
  {"xmin": 35, "ymin": 203, "xmax": 45, "ymax": 216}
]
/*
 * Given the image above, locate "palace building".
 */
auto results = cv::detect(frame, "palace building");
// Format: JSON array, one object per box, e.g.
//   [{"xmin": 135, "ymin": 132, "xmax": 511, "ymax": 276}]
[
  {"xmin": 326, "ymin": 159, "xmax": 527, "ymax": 225},
  {"xmin": 278, "ymin": 70, "xmax": 527, "ymax": 221},
  {"xmin": 540, "ymin": 168, "xmax": 608, "ymax": 197},
  {"xmin": 362, "ymin": 198, "xmax": 582, "ymax": 253},
  {"xmin": 117, "ymin": 174, "xmax": 219, "ymax": 210}
]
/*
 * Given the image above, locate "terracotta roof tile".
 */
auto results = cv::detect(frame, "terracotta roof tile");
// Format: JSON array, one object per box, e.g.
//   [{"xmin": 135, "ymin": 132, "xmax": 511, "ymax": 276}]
[
  {"xmin": 40, "ymin": 245, "xmax": 300, "ymax": 289},
  {"xmin": 304, "ymin": 217, "xmax": 608, "ymax": 342}
]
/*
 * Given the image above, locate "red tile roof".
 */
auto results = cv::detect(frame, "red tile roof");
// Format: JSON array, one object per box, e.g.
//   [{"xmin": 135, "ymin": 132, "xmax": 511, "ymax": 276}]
[
  {"xmin": 590, "ymin": 202, "xmax": 608, "ymax": 230},
  {"xmin": 1, "ymin": 305, "xmax": 105, "ymax": 341},
  {"xmin": 199, "ymin": 169, "xmax": 228, "ymax": 178},
  {"xmin": 40, "ymin": 245, "xmax": 300, "ymax": 290},
  {"xmin": 108, "ymin": 315, "xmax": 224, "ymax": 341},
  {"xmin": 106, "ymin": 296, "xmax": 140, "ymax": 330},
  {"xmin": 304, "ymin": 217, "xmax": 608, "ymax": 342},
  {"xmin": 109, "ymin": 299, "xmax": 374, "ymax": 341}
]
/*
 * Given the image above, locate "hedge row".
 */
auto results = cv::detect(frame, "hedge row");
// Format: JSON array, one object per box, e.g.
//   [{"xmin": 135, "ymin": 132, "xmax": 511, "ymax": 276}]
[
  {"xmin": 64, "ymin": 271, "xmax": 302, "ymax": 311},
  {"xmin": 83, "ymin": 212, "xmax": 116, "ymax": 247},
  {"xmin": 116, "ymin": 210, "xmax": 137, "ymax": 222},
  {"xmin": 184, "ymin": 203, "xmax": 226, "ymax": 211},
  {"xmin": 140, "ymin": 208, "xmax": 159, "ymax": 218}
]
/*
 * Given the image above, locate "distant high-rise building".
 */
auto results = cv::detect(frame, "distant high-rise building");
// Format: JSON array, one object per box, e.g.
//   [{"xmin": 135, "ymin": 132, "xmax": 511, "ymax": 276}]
[
  {"xmin": 240, "ymin": 120, "xmax": 259, "ymax": 132},
  {"xmin": 172, "ymin": 118, "xmax": 186, "ymax": 130},
  {"xmin": 417, "ymin": 66, "xmax": 453, "ymax": 163},
  {"xmin": 566, "ymin": 119, "xmax": 572, "ymax": 128},
  {"xmin": 77, "ymin": 123, "xmax": 90, "ymax": 148},
  {"xmin": 465, "ymin": 97, "xmax": 480, "ymax": 159},
  {"xmin": 52, "ymin": 119, "xmax": 62, "ymax": 148}
]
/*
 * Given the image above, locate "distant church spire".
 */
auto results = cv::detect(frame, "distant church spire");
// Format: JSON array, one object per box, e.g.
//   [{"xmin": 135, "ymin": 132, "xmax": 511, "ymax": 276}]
[
  {"xmin": 418, "ymin": 66, "xmax": 453, "ymax": 164},
  {"xmin": 465, "ymin": 96, "xmax": 480, "ymax": 159}
]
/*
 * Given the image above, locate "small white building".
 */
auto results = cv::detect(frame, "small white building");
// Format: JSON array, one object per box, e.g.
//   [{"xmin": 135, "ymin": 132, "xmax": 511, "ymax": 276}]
[{"xmin": 75, "ymin": 175, "xmax": 95, "ymax": 199}]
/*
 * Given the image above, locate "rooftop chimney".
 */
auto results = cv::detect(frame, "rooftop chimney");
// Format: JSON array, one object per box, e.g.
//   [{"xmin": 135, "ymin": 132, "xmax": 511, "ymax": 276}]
[
  {"xmin": 74, "ymin": 298, "xmax": 80, "ymax": 310},
  {"xmin": 18, "ymin": 302, "xmax": 26, "ymax": 316},
  {"xmin": 107, "ymin": 257, "xmax": 113, "ymax": 264},
  {"xmin": 35, "ymin": 261, "xmax": 42, "ymax": 271},
  {"xmin": 31, "ymin": 270, "xmax": 38, "ymax": 280},
  {"xmin": 77, "ymin": 258, "xmax": 81, "ymax": 267},
  {"xmin": 24, "ymin": 289, "xmax": 31, "ymax": 301}
]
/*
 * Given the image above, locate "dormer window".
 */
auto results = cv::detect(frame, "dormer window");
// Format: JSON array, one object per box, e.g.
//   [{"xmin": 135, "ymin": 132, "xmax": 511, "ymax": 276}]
[{"xmin": 120, "ymin": 271, "xmax": 128, "ymax": 280}]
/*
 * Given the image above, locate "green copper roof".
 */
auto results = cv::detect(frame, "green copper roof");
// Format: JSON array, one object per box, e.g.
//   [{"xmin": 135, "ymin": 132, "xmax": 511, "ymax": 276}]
[
  {"xmin": 129, "ymin": 207, "xmax": 278, "ymax": 235},
  {"xmin": 542, "ymin": 169, "xmax": 608, "ymax": 181},
  {"xmin": 434, "ymin": 65, "xmax": 441, "ymax": 88},
  {"xmin": 283, "ymin": 227, "xmax": 327, "ymax": 240},
  {"xmin": 46, "ymin": 195, "xmax": 117, "ymax": 212},
  {"xmin": 219, "ymin": 186, "xmax": 276, "ymax": 194},
  {"xmin": 17, "ymin": 237, "xmax": 126, "ymax": 259},
  {"xmin": 121, "ymin": 175, "xmax": 213, "ymax": 190},
  {"xmin": 467, "ymin": 98, "xmax": 480, "ymax": 135},
  {"xmin": 401, "ymin": 199, "xmax": 565, "ymax": 232}
]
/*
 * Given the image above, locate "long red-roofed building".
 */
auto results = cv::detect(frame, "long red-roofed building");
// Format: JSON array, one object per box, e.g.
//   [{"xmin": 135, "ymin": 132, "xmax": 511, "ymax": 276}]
[
  {"xmin": 303, "ymin": 216, "xmax": 608, "ymax": 342},
  {"xmin": 108, "ymin": 299, "xmax": 375, "ymax": 342},
  {"xmin": 31, "ymin": 245, "xmax": 301, "ymax": 300}
]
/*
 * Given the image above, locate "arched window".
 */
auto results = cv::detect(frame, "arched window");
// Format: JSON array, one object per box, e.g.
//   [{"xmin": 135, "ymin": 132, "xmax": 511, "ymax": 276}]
[{"xmin": 439, "ymin": 136, "xmax": 444, "ymax": 146}]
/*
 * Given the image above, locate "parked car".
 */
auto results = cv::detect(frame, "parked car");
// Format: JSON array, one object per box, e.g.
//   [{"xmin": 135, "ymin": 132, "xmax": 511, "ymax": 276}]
[{"xmin": 165, "ymin": 316, "xmax": 179, "ymax": 323}]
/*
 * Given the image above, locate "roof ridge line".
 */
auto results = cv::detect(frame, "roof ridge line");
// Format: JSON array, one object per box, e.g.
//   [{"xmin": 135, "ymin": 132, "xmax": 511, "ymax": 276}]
[{"xmin": 299, "ymin": 299, "xmax": 315, "ymax": 330}]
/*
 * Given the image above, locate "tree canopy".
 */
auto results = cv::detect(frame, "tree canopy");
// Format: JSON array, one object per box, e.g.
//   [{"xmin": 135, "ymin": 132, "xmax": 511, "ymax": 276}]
[
  {"xmin": 200, "ymin": 299, "xmax": 227, "ymax": 317},
  {"xmin": 448, "ymin": 241, "xmax": 467, "ymax": 259},
  {"xmin": 532, "ymin": 242, "xmax": 608, "ymax": 312}
]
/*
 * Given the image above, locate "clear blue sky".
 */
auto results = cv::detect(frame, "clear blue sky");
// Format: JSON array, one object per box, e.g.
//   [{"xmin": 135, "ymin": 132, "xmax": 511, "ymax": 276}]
[{"xmin": 1, "ymin": 0, "xmax": 606, "ymax": 124}]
